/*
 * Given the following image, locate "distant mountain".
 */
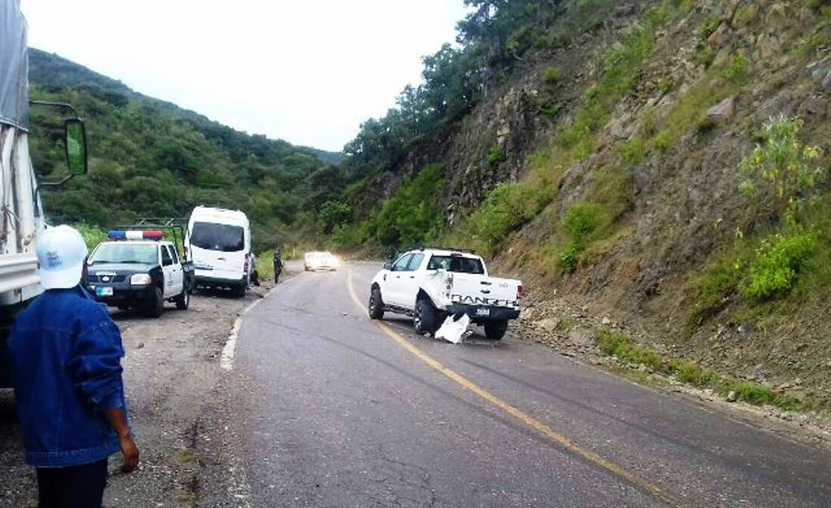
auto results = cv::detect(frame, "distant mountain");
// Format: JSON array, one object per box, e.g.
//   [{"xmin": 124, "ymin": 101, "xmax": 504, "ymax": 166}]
[{"xmin": 28, "ymin": 49, "xmax": 341, "ymax": 250}]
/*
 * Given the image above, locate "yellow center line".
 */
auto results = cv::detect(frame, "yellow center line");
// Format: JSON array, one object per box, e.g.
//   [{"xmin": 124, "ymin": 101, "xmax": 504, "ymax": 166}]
[{"xmin": 347, "ymin": 269, "xmax": 681, "ymax": 508}]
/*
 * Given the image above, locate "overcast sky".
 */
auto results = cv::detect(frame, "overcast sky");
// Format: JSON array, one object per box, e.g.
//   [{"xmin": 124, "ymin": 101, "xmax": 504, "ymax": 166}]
[{"xmin": 22, "ymin": 0, "xmax": 470, "ymax": 152}]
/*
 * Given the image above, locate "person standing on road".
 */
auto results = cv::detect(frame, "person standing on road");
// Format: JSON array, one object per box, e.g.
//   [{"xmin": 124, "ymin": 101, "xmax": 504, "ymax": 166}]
[
  {"xmin": 273, "ymin": 247, "xmax": 283, "ymax": 283},
  {"xmin": 7, "ymin": 225, "xmax": 139, "ymax": 508}
]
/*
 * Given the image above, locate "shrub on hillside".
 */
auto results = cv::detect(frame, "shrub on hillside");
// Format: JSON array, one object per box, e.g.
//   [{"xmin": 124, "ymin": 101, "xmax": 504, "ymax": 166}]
[
  {"xmin": 559, "ymin": 202, "xmax": 606, "ymax": 272},
  {"xmin": 488, "ymin": 146, "xmax": 507, "ymax": 167},
  {"xmin": 372, "ymin": 164, "xmax": 444, "ymax": 249},
  {"xmin": 541, "ymin": 66, "xmax": 562, "ymax": 86},
  {"xmin": 741, "ymin": 230, "xmax": 817, "ymax": 302},
  {"xmin": 467, "ymin": 182, "xmax": 552, "ymax": 255},
  {"xmin": 318, "ymin": 201, "xmax": 352, "ymax": 234},
  {"xmin": 739, "ymin": 115, "xmax": 823, "ymax": 221}
]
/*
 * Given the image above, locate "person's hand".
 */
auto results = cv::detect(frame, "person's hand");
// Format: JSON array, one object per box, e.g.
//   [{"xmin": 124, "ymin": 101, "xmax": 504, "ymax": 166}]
[{"xmin": 119, "ymin": 433, "xmax": 140, "ymax": 473}]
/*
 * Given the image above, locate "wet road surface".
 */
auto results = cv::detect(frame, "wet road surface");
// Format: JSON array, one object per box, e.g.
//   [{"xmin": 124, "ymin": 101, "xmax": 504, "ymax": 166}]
[{"xmin": 196, "ymin": 263, "xmax": 831, "ymax": 508}]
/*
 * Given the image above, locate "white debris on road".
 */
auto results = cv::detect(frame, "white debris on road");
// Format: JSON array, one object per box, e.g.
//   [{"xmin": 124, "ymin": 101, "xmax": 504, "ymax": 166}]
[{"xmin": 436, "ymin": 314, "xmax": 471, "ymax": 344}]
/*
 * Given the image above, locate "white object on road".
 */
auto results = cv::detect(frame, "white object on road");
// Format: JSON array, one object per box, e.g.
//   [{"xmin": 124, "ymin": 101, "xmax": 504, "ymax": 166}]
[{"xmin": 436, "ymin": 314, "xmax": 471, "ymax": 344}]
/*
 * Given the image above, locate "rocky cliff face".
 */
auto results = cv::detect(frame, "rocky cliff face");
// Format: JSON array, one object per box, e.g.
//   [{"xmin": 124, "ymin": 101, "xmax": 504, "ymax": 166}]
[{"xmin": 389, "ymin": 0, "xmax": 831, "ymax": 407}]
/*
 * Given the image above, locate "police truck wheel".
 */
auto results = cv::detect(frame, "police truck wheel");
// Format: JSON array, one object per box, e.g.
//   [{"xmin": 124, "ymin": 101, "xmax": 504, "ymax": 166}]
[
  {"xmin": 368, "ymin": 287, "xmax": 385, "ymax": 320},
  {"xmin": 413, "ymin": 299, "xmax": 438, "ymax": 336},
  {"xmin": 175, "ymin": 284, "xmax": 190, "ymax": 310},
  {"xmin": 484, "ymin": 320, "xmax": 508, "ymax": 340},
  {"xmin": 147, "ymin": 287, "xmax": 164, "ymax": 318}
]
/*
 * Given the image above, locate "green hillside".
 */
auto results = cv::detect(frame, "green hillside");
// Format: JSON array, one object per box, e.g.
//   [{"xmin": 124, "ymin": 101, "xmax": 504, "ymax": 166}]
[{"xmin": 28, "ymin": 49, "xmax": 340, "ymax": 251}]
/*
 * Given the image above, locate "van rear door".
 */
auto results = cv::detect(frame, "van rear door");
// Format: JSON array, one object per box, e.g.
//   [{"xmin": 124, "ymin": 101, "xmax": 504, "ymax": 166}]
[{"xmin": 189, "ymin": 221, "xmax": 247, "ymax": 283}]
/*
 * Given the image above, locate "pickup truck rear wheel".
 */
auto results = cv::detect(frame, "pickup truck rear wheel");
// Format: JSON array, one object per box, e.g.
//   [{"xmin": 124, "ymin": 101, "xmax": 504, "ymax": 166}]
[
  {"xmin": 484, "ymin": 320, "xmax": 508, "ymax": 340},
  {"xmin": 146, "ymin": 287, "xmax": 164, "ymax": 318},
  {"xmin": 174, "ymin": 283, "xmax": 190, "ymax": 310},
  {"xmin": 368, "ymin": 287, "xmax": 385, "ymax": 320},
  {"xmin": 414, "ymin": 299, "xmax": 438, "ymax": 336}
]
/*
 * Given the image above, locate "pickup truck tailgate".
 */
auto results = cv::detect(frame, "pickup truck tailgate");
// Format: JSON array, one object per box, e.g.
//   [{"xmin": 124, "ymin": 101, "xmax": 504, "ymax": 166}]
[{"xmin": 450, "ymin": 274, "xmax": 520, "ymax": 308}]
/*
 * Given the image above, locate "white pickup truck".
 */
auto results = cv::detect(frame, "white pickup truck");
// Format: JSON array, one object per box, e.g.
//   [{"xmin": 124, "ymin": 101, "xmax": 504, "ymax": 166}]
[{"xmin": 368, "ymin": 248, "xmax": 523, "ymax": 340}]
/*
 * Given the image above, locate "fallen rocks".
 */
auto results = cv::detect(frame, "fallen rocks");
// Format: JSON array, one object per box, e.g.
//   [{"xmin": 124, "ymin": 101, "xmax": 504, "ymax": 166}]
[
  {"xmin": 537, "ymin": 317, "xmax": 562, "ymax": 333},
  {"xmin": 568, "ymin": 328, "xmax": 595, "ymax": 347},
  {"xmin": 707, "ymin": 96, "xmax": 736, "ymax": 123},
  {"xmin": 707, "ymin": 23, "xmax": 731, "ymax": 50}
]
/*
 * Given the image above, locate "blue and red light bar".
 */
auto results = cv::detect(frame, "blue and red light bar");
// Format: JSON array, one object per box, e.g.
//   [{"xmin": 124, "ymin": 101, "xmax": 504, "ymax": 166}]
[{"xmin": 108, "ymin": 230, "xmax": 164, "ymax": 241}]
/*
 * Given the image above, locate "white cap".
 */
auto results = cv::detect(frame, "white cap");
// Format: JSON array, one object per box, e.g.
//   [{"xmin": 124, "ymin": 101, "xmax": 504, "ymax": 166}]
[{"xmin": 36, "ymin": 225, "xmax": 88, "ymax": 290}]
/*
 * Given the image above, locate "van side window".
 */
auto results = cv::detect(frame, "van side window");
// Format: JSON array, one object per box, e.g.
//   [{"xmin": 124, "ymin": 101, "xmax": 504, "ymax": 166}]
[{"xmin": 161, "ymin": 246, "xmax": 173, "ymax": 267}]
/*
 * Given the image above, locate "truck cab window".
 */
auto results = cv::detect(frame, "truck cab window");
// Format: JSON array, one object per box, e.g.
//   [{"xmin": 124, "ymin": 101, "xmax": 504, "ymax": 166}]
[
  {"xmin": 161, "ymin": 246, "xmax": 173, "ymax": 267},
  {"xmin": 392, "ymin": 254, "xmax": 412, "ymax": 272},
  {"xmin": 407, "ymin": 254, "xmax": 424, "ymax": 271},
  {"xmin": 427, "ymin": 255, "xmax": 484, "ymax": 275}
]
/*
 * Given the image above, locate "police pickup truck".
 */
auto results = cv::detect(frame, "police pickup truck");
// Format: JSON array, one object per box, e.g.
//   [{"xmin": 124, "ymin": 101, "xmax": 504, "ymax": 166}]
[
  {"xmin": 84, "ymin": 230, "xmax": 195, "ymax": 317},
  {"xmin": 368, "ymin": 248, "xmax": 523, "ymax": 340}
]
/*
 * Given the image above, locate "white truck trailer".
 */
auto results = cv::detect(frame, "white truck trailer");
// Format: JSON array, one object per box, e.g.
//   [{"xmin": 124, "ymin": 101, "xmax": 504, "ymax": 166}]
[{"xmin": 0, "ymin": 0, "xmax": 88, "ymax": 386}]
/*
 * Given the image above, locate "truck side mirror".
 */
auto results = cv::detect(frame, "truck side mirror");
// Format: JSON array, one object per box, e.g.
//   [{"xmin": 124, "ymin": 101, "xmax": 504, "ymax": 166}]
[
  {"xmin": 64, "ymin": 119, "xmax": 88, "ymax": 176},
  {"xmin": 383, "ymin": 261, "xmax": 393, "ymax": 270}
]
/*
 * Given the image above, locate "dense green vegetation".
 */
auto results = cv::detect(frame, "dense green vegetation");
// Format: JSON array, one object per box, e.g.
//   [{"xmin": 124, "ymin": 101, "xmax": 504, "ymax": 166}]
[
  {"xmin": 595, "ymin": 328, "xmax": 811, "ymax": 411},
  {"xmin": 689, "ymin": 116, "xmax": 827, "ymax": 325},
  {"xmin": 342, "ymin": 1, "xmax": 568, "ymax": 182},
  {"xmin": 335, "ymin": 0, "xmax": 642, "ymax": 252},
  {"xmin": 28, "ymin": 49, "xmax": 338, "ymax": 252},
  {"xmin": 329, "ymin": 164, "xmax": 444, "ymax": 255}
]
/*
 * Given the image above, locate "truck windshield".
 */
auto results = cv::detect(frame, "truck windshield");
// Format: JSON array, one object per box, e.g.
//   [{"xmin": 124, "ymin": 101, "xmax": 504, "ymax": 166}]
[
  {"xmin": 89, "ymin": 244, "xmax": 158, "ymax": 265},
  {"xmin": 427, "ymin": 255, "xmax": 485, "ymax": 275},
  {"xmin": 190, "ymin": 222, "xmax": 244, "ymax": 252}
]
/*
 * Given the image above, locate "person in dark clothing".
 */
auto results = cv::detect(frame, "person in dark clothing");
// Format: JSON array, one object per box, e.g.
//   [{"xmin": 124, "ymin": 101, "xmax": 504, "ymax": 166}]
[
  {"xmin": 273, "ymin": 248, "xmax": 283, "ymax": 283},
  {"xmin": 7, "ymin": 225, "xmax": 139, "ymax": 508}
]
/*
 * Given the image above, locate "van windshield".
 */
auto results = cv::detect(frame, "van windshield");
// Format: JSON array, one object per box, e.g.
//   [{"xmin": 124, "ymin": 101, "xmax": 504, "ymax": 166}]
[{"xmin": 190, "ymin": 222, "xmax": 245, "ymax": 252}]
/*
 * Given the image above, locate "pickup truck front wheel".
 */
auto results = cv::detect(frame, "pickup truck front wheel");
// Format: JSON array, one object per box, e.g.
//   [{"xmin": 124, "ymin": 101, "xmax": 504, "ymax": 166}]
[
  {"xmin": 175, "ymin": 284, "xmax": 190, "ymax": 310},
  {"xmin": 484, "ymin": 320, "xmax": 509, "ymax": 340},
  {"xmin": 414, "ymin": 299, "xmax": 439, "ymax": 336},
  {"xmin": 368, "ymin": 287, "xmax": 385, "ymax": 320},
  {"xmin": 146, "ymin": 287, "xmax": 164, "ymax": 318}
]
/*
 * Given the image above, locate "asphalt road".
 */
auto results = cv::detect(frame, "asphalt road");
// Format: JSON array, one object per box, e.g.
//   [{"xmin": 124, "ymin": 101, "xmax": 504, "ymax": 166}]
[{"xmin": 196, "ymin": 262, "xmax": 831, "ymax": 508}]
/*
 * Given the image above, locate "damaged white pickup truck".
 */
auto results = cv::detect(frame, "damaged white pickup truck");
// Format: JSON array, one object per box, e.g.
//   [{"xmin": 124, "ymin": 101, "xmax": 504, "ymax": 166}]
[{"xmin": 368, "ymin": 248, "xmax": 523, "ymax": 340}]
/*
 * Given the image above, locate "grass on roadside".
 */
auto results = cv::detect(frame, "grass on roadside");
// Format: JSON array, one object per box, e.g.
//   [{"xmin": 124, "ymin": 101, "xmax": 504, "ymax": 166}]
[
  {"xmin": 595, "ymin": 328, "xmax": 813, "ymax": 412},
  {"xmin": 255, "ymin": 253, "xmax": 275, "ymax": 281}
]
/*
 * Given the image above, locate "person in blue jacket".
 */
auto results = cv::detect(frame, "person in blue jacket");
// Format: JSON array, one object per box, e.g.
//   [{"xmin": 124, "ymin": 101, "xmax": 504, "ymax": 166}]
[{"xmin": 7, "ymin": 225, "xmax": 139, "ymax": 508}]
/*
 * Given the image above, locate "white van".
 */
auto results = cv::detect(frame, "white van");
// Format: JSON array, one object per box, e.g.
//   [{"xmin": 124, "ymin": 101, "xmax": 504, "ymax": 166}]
[{"xmin": 185, "ymin": 206, "xmax": 252, "ymax": 296}]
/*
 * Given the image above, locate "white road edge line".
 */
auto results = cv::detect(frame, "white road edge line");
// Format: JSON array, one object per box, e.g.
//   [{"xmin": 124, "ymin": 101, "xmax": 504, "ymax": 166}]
[{"xmin": 220, "ymin": 275, "xmax": 302, "ymax": 371}]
